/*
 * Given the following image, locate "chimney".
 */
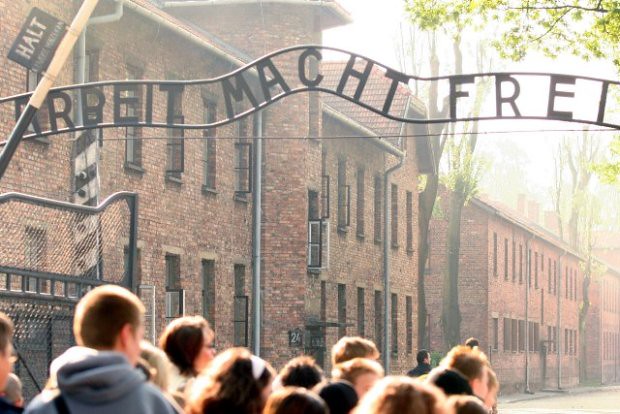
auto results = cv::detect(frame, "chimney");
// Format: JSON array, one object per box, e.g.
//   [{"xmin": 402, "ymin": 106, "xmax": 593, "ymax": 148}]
[
  {"xmin": 517, "ymin": 194, "xmax": 526, "ymax": 216},
  {"xmin": 544, "ymin": 211, "xmax": 560, "ymax": 236},
  {"xmin": 527, "ymin": 201, "xmax": 540, "ymax": 224}
]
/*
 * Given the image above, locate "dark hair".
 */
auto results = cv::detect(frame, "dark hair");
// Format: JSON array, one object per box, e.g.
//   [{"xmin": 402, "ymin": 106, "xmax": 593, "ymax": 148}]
[
  {"xmin": 416, "ymin": 349, "xmax": 430, "ymax": 365},
  {"xmin": 264, "ymin": 387, "xmax": 327, "ymax": 414},
  {"xmin": 279, "ymin": 356, "xmax": 324, "ymax": 389},
  {"xmin": 159, "ymin": 316, "xmax": 210, "ymax": 376},
  {"xmin": 74, "ymin": 285, "xmax": 144, "ymax": 349},
  {"xmin": 0, "ymin": 313, "xmax": 14, "ymax": 353},
  {"xmin": 187, "ymin": 348, "xmax": 275, "ymax": 414},
  {"xmin": 446, "ymin": 395, "xmax": 488, "ymax": 414},
  {"xmin": 317, "ymin": 380, "xmax": 358, "ymax": 414},
  {"xmin": 428, "ymin": 368, "xmax": 473, "ymax": 396},
  {"xmin": 465, "ymin": 337, "xmax": 480, "ymax": 349}
]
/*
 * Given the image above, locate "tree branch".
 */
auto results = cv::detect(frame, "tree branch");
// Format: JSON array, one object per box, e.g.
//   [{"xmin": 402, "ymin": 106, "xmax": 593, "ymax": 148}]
[{"xmin": 504, "ymin": 4, "xmax": 607, "ymax": 13}]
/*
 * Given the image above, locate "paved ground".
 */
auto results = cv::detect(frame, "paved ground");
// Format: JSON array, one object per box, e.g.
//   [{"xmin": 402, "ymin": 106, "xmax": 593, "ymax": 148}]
[{"xmin": 499, "ymin": 387, "xmax": 620, "ymax": 413}]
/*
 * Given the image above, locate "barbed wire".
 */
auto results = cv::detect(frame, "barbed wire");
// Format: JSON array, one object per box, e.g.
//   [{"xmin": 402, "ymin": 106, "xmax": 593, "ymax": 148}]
[{"xmin": 1, "ymin": 126, "xmax": 618, "ymax": 147}]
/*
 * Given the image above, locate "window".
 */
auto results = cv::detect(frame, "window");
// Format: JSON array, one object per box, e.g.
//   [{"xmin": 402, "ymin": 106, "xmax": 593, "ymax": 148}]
[
  {"xmin": 391, "ymin": 184, "xmax": 398, "ymax": 248},
  {"xmin": 374, "ymin": 175, "xmax": 382, "ymax": 243},
  {"xmin": 534, "ymin": 252, "xmax": 539, "ymax": 289},
  {"xmin": 504, "ymin": 238, "xmax": 509, "ymax": 280},
  {"xmin": 234, "ymin": 117, "xmax": 252, "ymax": 196},
  {"xmin": 337, "ymin": 159, "xmax": 350, "ymax": 229},
  {"xmin": 125, "ymin": 65, "xmax": 143, "ymax": 167},
  {"xmin": 165, "ymin": 254, "xmax": 183, "ymax": 319},
  {"xmin": 356, "ymin": 168, "xmax": 365, "ymax": 237},
  {"xmin": 166, "ymin": 86, "xmax": 184, "ymax": 177},
  {"xmin": 493, "ymin": 233, "xmax": 498, "ymax": 277},
  {"xmin": 375, "ymin": 290, "xmax": 383, "ymax": 350},
  {"xmin": 234, "ymin": 264, "xmax": 248, "ymax": 346},
  {"xmin": 338, "ymin": 284, "xmax": 347, "ymax": 338},
  {"xmin": 518, "ymin": 320, "xmax": 525, "ymax": 351},
  {"xmin": 565, "ymin": 267, "xmax": 569, "ymax": 299},
  {"xmin": 564, "ymin": 329, "xmax": 569, "ymax": 355},
  {"xmin": 512, "ymin": 241, "xmax": 516, "ymax": 282},
  {"xmin": 202, "ymin": 259, "xmax": 216, "ymax": 328},
  {"xmin": 519, "ymin": 244, "xmax": 523, "ymax": 284},
  {"xmin": 548, "ymin": 258, "xmax": 552, "ymax": 294},
  {"xmin": 321, "ymin": 150, "xmax": 330, "ymax": 219},
  {"xmin": 406, "ymin": 296, "xmax": 413, "ymax": 354},
  {"xmin": 553, "ymin": 260, "xmax": 557, "ymax": 294},
  {"xmin": 406, "ymin": 191, "xmax": 413, "ymax": 252},
  {"xmin": 512, "ymin": 319, "xmax": 518, "ymax": 352},
  {"xmin": 528, "ymin": 249, "xmax": 532, "ymax": 287},
  {"xmin": 165, "ymin": 254, "xmax": 181, "ymax": 290},
  {"xmin": 308, "ymin": 191, "xmax": 325, "ymax": 269},
  {"xmin": 357, "ymin": 287, "xmax": 365, "ymax": 336},
  {"xmin": 391, "ymin": 293, "xmax": 398, "ymax": 354},
  {"xmin": 503, "ymin": 318, "xmax": 511, "ymax": 352},
  {"xmin": 492, "ymin": 317, "xmax": 499, "ymax": 351},
  {"xmin": 203, "ymin": 100, "xmax": 217, "ymax": 190}
]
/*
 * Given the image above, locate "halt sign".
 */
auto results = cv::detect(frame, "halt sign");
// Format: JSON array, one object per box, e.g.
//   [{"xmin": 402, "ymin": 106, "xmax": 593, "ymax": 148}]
[{"xmin": 8, "ymin": 7, "xmax": 66, "ymax": 73}]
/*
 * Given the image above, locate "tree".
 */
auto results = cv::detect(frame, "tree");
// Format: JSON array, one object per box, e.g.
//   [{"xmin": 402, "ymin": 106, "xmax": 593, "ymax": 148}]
[
  {"xmin": 593, "ymin": 136, "xmax": 620, "ymax": 185},
  {"xmin": 405, "ymin": 0, "xmax": 492, "ymax": 350}
]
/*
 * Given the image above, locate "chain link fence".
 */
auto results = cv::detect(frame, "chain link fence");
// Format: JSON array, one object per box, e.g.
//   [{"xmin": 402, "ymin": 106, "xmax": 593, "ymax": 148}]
[{"xmin": 0, "ymin": 191, "xmax": 138, "ymax": 401}]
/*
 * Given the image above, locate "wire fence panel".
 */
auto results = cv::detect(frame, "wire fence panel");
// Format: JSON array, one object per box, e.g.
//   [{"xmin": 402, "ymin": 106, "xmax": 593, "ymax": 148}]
[{"xmin": 0, "ymin": 191, "xmax": 138, "ymax": 401}]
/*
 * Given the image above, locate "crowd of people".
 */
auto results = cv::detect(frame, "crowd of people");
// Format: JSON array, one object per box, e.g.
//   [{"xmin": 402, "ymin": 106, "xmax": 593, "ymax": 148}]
[{"xmin": 0, "ymin": 285, "xmax": 500, "ymax": 413}]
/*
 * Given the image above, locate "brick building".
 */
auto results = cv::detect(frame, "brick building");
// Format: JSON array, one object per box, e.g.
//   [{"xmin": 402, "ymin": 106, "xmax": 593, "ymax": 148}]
[
  {"xmin": 426, "ymin": 188, "xmax": 620, "ymax": 392},
  {"xmin": 0, "ymin": 0, "xmax": 432, "ymax": 374}
]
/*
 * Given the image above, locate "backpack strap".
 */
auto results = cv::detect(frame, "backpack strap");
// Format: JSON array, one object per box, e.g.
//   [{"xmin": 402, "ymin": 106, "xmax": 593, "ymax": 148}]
[{"xmin": 52, "ymin": 393, "xmax": 71, "ymax": 414}]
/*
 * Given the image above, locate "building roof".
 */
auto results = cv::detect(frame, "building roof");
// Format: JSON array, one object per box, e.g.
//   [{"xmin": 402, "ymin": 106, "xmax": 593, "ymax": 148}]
[
  {"xmin": 127, "ymin": 0, "xmax": 251, "ymax": 66},
  {"xmin": 154, "ymin": 0, "xmax": 353, "ymax": 29},
  {"xmin": 321, "ymin": 61, "xmax": 434, "ymax": 170},
  {"xmin": 471, "ymin": 195, "xmax": 620, "ymax": 277}
]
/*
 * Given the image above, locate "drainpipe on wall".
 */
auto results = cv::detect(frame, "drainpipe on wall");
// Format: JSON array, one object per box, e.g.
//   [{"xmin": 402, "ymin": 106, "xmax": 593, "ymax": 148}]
[
  {"xmin": 252, "ymin": 111, "xmax": 263, "ymax": 357},
  {"xmin": 383, "ymin": 154, "xmax": 405, "ymax": 373},
  {"xmin": 557, "ymin": 249, "xmax": 567, "ymax": 389},
  {"xmin": 525, "ymin": 233, "xmax": 535, "ymax": 394}
]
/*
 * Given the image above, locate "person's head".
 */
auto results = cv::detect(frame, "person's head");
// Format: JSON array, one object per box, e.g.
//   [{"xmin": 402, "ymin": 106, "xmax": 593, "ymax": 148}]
[
  {"xmin": 187, "ymin": 347, "xmax": 275, "ymax": 414},
  {"xmin": 159, "ymin": 316, "xmax": 215, "ymax": 377},
  {"xmin": 417, "ymin": 349, "xmax": 431, "ymax": 365},
  {"xmin": 1, "ymin": 373, "xmax": 23, "ymax": 407},
  {"xmin": 332, "ymin": 336, "xmax": 380, "ymax": 366},
  {"xmin": 441, "ymin": 346, "xmax": 489, "ymax": 400},
  {"xmin": 354, "ymin": 376, "xmax": 447, "ymax": 414},
  {"xmin": 73, "ymin": 285, "xmax": 145, "ymax": 366},
  {"xmin": 446, "ymin": 395, "xmax": 488, "ymax": 414},
  {"xmin": 484, "ymin": 367, "xmax": 499, "ymax": 409},
  {"xmin": 426, "ymin": 367, "xmax": 473, "ymax": 396},
  {"xmin": 332, "ymin": 358, "xmax": 385, "ymax": 399},
  {"xmin": 264, "ymin": 387, "xmax": 328, "ymax": 414},
  {"xmin": 317, "ymin": 380, "xmax": 359, "ymax": 414},
  {"xmin": 464, "ymin": 338, "xmax": 480, "ymax": 349},
  {"xmin": 0, "ymin": 313, "xmax": 14, "ymax": 391},
  {"xmin": 278, "ymin": 356, "xmax": 324, "ymax": 389},
  {"xmin": 140, "ymin": 340, "xmax": 173, "ymax": 391}
]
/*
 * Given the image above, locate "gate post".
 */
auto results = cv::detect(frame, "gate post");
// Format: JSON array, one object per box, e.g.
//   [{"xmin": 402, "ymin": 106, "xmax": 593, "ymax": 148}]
[{"xmin": 127, "ymin": 193, "xmax": 139, "ymax": 292}]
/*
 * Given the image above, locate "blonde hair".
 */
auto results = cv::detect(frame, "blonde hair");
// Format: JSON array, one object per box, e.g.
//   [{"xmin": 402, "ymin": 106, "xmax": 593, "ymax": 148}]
[
  {"xmin": 140, "ymin": 340, "xmax": 173, "ymax": 391},
  {"xmin": 354, "ymin": 376, "xmax": 447, "ymax": 414},
  {"xmin": 331, "ymin": 336, "xmax": 380, "ymax": 366},
  {"xmin": 441, "ymin": 346, "xmax": 489, "ymax": 382},
  {"xmin": 332, "ymin": 357, "xmax": 385, "ymax": 384}
]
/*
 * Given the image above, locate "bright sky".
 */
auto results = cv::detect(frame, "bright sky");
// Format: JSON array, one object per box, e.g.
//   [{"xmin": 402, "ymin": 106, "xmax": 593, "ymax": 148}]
[{"xmin": 323, "ymin": 0, "xmax": 618, "ymax": 209}]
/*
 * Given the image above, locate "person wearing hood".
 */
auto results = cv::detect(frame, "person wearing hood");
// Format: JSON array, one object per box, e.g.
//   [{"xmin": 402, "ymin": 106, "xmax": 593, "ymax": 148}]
[{"xmin": 25, "ymin": 285, "xmax": 179, "ymax": 414}]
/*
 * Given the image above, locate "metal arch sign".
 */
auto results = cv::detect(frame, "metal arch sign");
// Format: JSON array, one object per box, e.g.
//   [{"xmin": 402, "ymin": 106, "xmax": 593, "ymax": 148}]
[{"xmin": 2, "ymin": 45, "xmax": 620, "ymax": 141}]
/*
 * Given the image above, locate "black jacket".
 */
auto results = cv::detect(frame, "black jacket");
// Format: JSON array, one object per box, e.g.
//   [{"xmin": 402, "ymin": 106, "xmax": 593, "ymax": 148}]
[{"xmin": 407, "ymin": 362, "xmax": 432, "ymax": 378}]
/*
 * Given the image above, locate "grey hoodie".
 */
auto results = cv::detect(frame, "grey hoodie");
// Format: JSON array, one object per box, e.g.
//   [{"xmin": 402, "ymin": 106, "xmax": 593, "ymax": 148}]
[{"xmin": 25, "ymin": 347, "xmax": 179, "ymax": 414}]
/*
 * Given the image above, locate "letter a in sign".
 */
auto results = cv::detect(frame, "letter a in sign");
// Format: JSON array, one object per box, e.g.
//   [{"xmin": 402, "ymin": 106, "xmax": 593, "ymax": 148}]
[{"xmin": 8, "ymin": 7, "xmax": 67, "ymax": 73}]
